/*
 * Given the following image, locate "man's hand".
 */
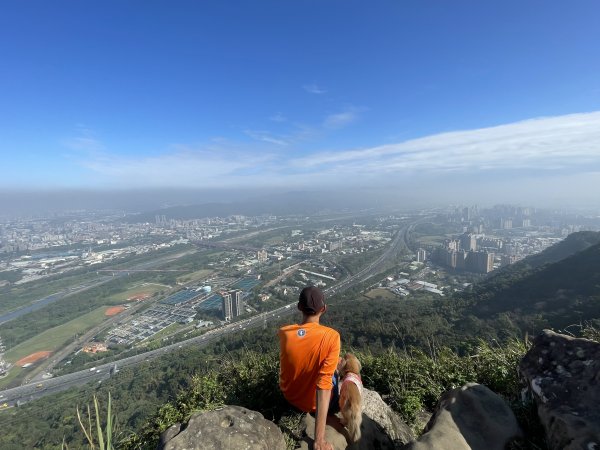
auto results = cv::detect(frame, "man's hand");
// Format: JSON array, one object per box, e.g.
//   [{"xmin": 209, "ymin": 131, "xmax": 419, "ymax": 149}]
[{"xmin": 314, "ymin": 438, "xmax": 334, "ymax": 450}]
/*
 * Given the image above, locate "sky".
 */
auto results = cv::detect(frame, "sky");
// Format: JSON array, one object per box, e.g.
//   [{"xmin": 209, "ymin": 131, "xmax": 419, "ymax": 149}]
[{"xmin": 1, "ymin": 1, "xmax": 600, "ymax": 209}]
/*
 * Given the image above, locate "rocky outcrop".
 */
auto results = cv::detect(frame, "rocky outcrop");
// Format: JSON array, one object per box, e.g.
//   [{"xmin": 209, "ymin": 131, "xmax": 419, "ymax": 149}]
[
  {"xmin": 157, "ymin": 405, "xmax": 287, "ymax": 450},
  {"xmin": 362, "ymin": 389, "xmax": 414, "ymax": 446},
  {"xmin": 297, "ymin": 387, "xmax": 413, "ymax": 449},
  {"xmin": 404, "ymin": 383, "xmax": 520, "ymax": 450},
  {"xmin": 520, "ymin": 329, "xmax": 600, "ymax": 450}
]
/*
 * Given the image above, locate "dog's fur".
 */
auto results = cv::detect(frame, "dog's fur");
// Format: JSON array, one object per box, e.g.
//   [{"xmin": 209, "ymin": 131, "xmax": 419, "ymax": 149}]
[{"xmin": 338, "ymin": 353, "xmax": 363, "ymax": 442}]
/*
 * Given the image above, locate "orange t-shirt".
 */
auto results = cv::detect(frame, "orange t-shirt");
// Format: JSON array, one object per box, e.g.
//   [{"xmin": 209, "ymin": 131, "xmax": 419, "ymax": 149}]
[{"xmin": 278, "ymin": 322, "xmax": 341, "ymax": 413}]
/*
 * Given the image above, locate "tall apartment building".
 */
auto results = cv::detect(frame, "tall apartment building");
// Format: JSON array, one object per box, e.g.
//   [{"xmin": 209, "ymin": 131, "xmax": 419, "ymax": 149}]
[
  {"xmin": 221, "ymin": 290, "xmax": 243, "ymax": 321},
  {"xmin": 327, "ymin": 240, "xmax": 342, "ymax": 252},
  {"xmin": 460, "ymin": 233, "xmax": 477, "ymax": 251},
  {"xmin": 231, "ymin": 290, "xmax": 243, "ymax": 317},
  {"xmin": 500, "ymin": 218, "xmax": 513, "ymax": 229},
  {"xmin": 416, "ymin": 248, "xmax": 427, "ymax": 262},
  {"xmin": 257, "ymin": 249, "xmax": 268, "ymax": 263},
  {"xmin": 466, "ymin": 251, "xmax": 494, "ymax": 273}
]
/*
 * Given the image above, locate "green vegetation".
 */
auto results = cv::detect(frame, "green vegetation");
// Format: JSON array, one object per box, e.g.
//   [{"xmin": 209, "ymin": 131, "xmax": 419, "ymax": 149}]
[
  {"xmin": 0, "ymin": 270, "xmax": 22, "ymax": 284},
  {"xmin": 0, "ymin": 271, "xmax": 101, "ymax": 315},
  {"xmin": 0, "ymin": 248, "xmax": 224, "ymax": 350},
  {"xmin": 74, "ymin": 394, "xmax": 116, "ymax": 450},
  {"xmin": 336, "ymin": 248, "xmax": 384, "ymax": 275},
  {"xmin": 0, "ymin": 244, "xmax": 190, "ymax": 316},
  {"xmin": 0, "ymin": 306, "xmax": 111, "ymax": 389},
  {"xmin": 108, "ymin": 283, "xmax": 168, "ymax": 302},
  {"xmin": 0, "ymin": 275, "xmax": 145, "ymax": 349},
  {"xmin": 364, "ymin": 287, "xmax": 399, "ymax": 301},
  {"xmin": 4, "ymin": 306, "xmax": 109, "ymax": 364},
  {"xmin": 175, "ymin": 269, "xmax": 213, "ymax": 284},
  {"xmin": 119, "ymin": 339, "xmax": 534, "ymax": 449},
  {"xmin": 1, "ymin": 231, "xmax": 600, "ymax": 449}
]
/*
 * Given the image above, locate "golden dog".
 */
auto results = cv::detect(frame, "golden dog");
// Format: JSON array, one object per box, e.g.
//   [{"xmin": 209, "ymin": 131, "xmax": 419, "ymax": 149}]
[{"xmin": 338, "ymin": 353, "xmax": 363, "ymax": 442}]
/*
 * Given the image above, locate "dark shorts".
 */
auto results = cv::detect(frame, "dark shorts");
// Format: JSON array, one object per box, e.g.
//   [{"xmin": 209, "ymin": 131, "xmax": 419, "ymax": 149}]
[{"xmin": 328, "ymin": 371, "xmax": 340, "ymax": 415}]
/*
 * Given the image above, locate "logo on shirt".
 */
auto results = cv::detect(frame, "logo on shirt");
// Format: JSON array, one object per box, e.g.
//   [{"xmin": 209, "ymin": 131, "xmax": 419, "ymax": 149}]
[{"xmin": 297, "ymin": 328, "xmax": 306, "ymax": 337}]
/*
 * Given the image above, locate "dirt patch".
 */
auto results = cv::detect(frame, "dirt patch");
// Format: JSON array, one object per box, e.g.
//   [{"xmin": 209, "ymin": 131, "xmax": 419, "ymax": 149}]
[
  {"xmin": 127, "ymin": 293, "xmax": 150, "ymax": 301},
  {"xmin": 16, "ymin": 351, "xmax": 52, "ymax": 367},
  {"xmin": 105, "ymin": 306, "xmax": 126, "ymax": 316}
]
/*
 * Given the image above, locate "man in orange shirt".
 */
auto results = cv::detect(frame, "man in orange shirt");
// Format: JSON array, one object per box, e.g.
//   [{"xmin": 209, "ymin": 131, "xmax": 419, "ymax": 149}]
[{"xmin": 279, "ymin": 286, "xmax": 341, "ymax": 450}]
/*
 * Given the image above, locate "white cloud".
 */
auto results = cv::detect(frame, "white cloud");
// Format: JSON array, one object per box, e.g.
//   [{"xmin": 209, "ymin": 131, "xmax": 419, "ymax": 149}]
[
  {"xmin": 323, "ymin": 109, "xmax": 360, "ymax": 129},
  {"xmin": 295, "ymin": 111, "xmax": 600, "ymax": 173},
  {"xmin": 70, "ymin": 111, "xmax": 600, "ymax": 192},
  {"xmin": 303, "ymin": 83, "xmax": 327, "ymax": 94},
  {"xmin": 244, "ymin": 130, "xmax": 289, "ymax": 146}
]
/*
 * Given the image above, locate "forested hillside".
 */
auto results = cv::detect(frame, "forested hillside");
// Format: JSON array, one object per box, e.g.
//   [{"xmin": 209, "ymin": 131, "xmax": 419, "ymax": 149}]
[{"xmin": 451, "ymin": 237, "xmax": 600, "ymax": 337}]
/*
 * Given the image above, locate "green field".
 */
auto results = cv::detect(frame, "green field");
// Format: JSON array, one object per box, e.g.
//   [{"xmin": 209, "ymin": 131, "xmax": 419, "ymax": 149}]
[
  {"xmin": 364, "ymin": 288, "xmax": 399, "ymax": 301},
  {"xmin": 176, "ymin": 269, "xmax": 214, "ymax": 284},
  {"xmin": 3, "ymin": 306, "xmax": 110, "ymax": 365},
  {"xmin": 0, "ymin": 272, "xmax": 102, "ymax": 315},
  {"xmin": 417, "ymin": 235, "xmax": 446, "ymax": 245},
  {"xmin": 109, "ymin": 282, "xmax": 169, "ymax": 302}
]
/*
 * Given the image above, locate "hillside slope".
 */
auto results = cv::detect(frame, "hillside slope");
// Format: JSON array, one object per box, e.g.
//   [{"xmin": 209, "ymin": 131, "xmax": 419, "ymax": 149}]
[{"xmin": 452, "ymin": 235, "xmax": 600, "ymax": 335}]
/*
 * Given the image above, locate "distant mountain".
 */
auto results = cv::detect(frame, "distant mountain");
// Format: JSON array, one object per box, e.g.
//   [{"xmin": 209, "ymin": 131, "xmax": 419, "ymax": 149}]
[
  {"xmin": 124, "ymin": 190, "xmax": 390, "ymax": 223},
  {"xmin": 454, "ymin": 232, "xmax": 600, "ymax": 334}
]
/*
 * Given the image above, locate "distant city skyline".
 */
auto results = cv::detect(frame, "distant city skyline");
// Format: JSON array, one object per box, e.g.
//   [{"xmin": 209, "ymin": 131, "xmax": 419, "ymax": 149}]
[{"xmin": 1, "ymin": 1, "xmax": 600, "ymax": 207}]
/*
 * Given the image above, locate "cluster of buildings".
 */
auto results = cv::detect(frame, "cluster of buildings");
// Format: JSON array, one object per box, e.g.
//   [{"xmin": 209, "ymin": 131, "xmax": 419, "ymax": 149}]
[
  {"xmin": 385, "ymin": 274, "xmax": 445, "ymax": 296},
  {"xmin": 421, "ymin": 204, "xmax": 600, "ymax": 274},
  {"xmin": 426, "ymin": 230, "xmax": 566, "ymax": 274},
  {"xmin": 429, "ymin": 234, "xmax": 495, "ymax": 274},
  {"xmin": 104, "ymin": 278, "xmax": 258, "ymax": 346},
  {"xmin": 0, "ymin": 239, "xmax": 188, "ymax": 285},
  {"xmin": 267, "ymin": 225, "xmax": 392, "ymax": 257}
]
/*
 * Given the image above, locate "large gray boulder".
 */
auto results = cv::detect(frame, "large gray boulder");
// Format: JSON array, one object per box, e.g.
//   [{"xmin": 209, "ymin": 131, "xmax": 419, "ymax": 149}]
[
  {"xmin": 298, "ymin": 387, "xmax": 413, "ymax": 449},
  {"xmin": 520, "ymin": 329, "xmax": 600, "ymax": 450},
  {"xmin": 404, "ymin": 383, "xmax": 520, "ymax": 450},
  {"xmin": 362, "ymin": 388, "xmax": 414, "ymax": 446},
  {"xmin": 157, "ymin": 405, "xmax": 287, "ymax": 450}
]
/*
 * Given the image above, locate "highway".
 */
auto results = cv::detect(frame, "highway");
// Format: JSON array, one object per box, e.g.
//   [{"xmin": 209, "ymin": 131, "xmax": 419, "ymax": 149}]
[
  {"xmin": 0, "ymin": 305, "xmax": 294, "ymax": 406},
  {"xmin": 0, "ymin": 219, "xmax": 420, "ymax": 407}
]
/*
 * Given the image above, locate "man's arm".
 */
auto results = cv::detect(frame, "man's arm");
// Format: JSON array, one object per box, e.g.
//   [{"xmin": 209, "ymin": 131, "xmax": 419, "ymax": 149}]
[
  {"xmin": 314, "ymin": 388, "xmax": 333, "ymax": 450},
  {"xmin": 314, "ymin": 331, "xmax": 341, "ymax": 450}
]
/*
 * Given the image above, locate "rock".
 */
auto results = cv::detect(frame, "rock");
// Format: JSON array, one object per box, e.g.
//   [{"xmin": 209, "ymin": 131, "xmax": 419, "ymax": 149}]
[
  {"xmin": 157, "ymin": 423, "xmax": 181, "ymax": 449},
  {"xmin": 157, "ymin": 405, "xmax": 287, "ymax": 450},
  {"xmin": 520, "ymin": 329, "xmax": 600, "ymax": 450},
  {"xmin": 404, "ymin": 383, "xmax": 520, "ymax": 450},
  {"xmin": 297, "ymin": 388, "xmax": 412, "ymax": 449},
  {"xmin": 362, "ymin": 388, "xmax": 414, "ymax": 446}
]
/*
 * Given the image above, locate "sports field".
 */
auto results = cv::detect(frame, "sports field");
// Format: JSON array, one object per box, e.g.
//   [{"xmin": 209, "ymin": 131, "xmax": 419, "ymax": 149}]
[
  {"xmin": 16, "ymin": 351, "xmax": 52, "ymax": 367},
  {"xmin": 109, "ymin": 283, "xmax": 167, "ymax": 302},
  {"xmin": 105, "ymin": 306, "xmax": 125, "ymax": 316},
  {"xmin": 364, "ymin": 288, "xmax": 398, "ymax": 301}
]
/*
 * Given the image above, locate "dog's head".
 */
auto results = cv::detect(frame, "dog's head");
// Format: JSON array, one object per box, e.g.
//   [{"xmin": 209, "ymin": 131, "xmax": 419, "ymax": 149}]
[{"xmin": 338, "ymin": 352, "xmax": 361, "ymax": 377}]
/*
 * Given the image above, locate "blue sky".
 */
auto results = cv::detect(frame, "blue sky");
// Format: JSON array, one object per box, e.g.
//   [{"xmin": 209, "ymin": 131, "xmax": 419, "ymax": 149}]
[{"xmin": 1, "ymin": 1, "xmax": 600, "ymax": 199}]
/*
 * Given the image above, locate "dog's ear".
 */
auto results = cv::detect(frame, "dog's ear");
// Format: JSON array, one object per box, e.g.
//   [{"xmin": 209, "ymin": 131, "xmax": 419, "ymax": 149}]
[{"xmin": 345, "ymin": 353, "xmax": 361, "ymax": 374}]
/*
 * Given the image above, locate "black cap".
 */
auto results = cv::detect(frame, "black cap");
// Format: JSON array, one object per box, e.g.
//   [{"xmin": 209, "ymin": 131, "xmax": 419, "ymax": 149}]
[{"xmin": 298, "ymin": 286, "xmax": 325, "ymax": 315}]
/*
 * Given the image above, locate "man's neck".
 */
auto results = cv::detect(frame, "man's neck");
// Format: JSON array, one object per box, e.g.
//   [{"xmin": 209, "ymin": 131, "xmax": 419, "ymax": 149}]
[{"xmin": 301, "ymin": 314, "xmax": 320, "ymax": 325}]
